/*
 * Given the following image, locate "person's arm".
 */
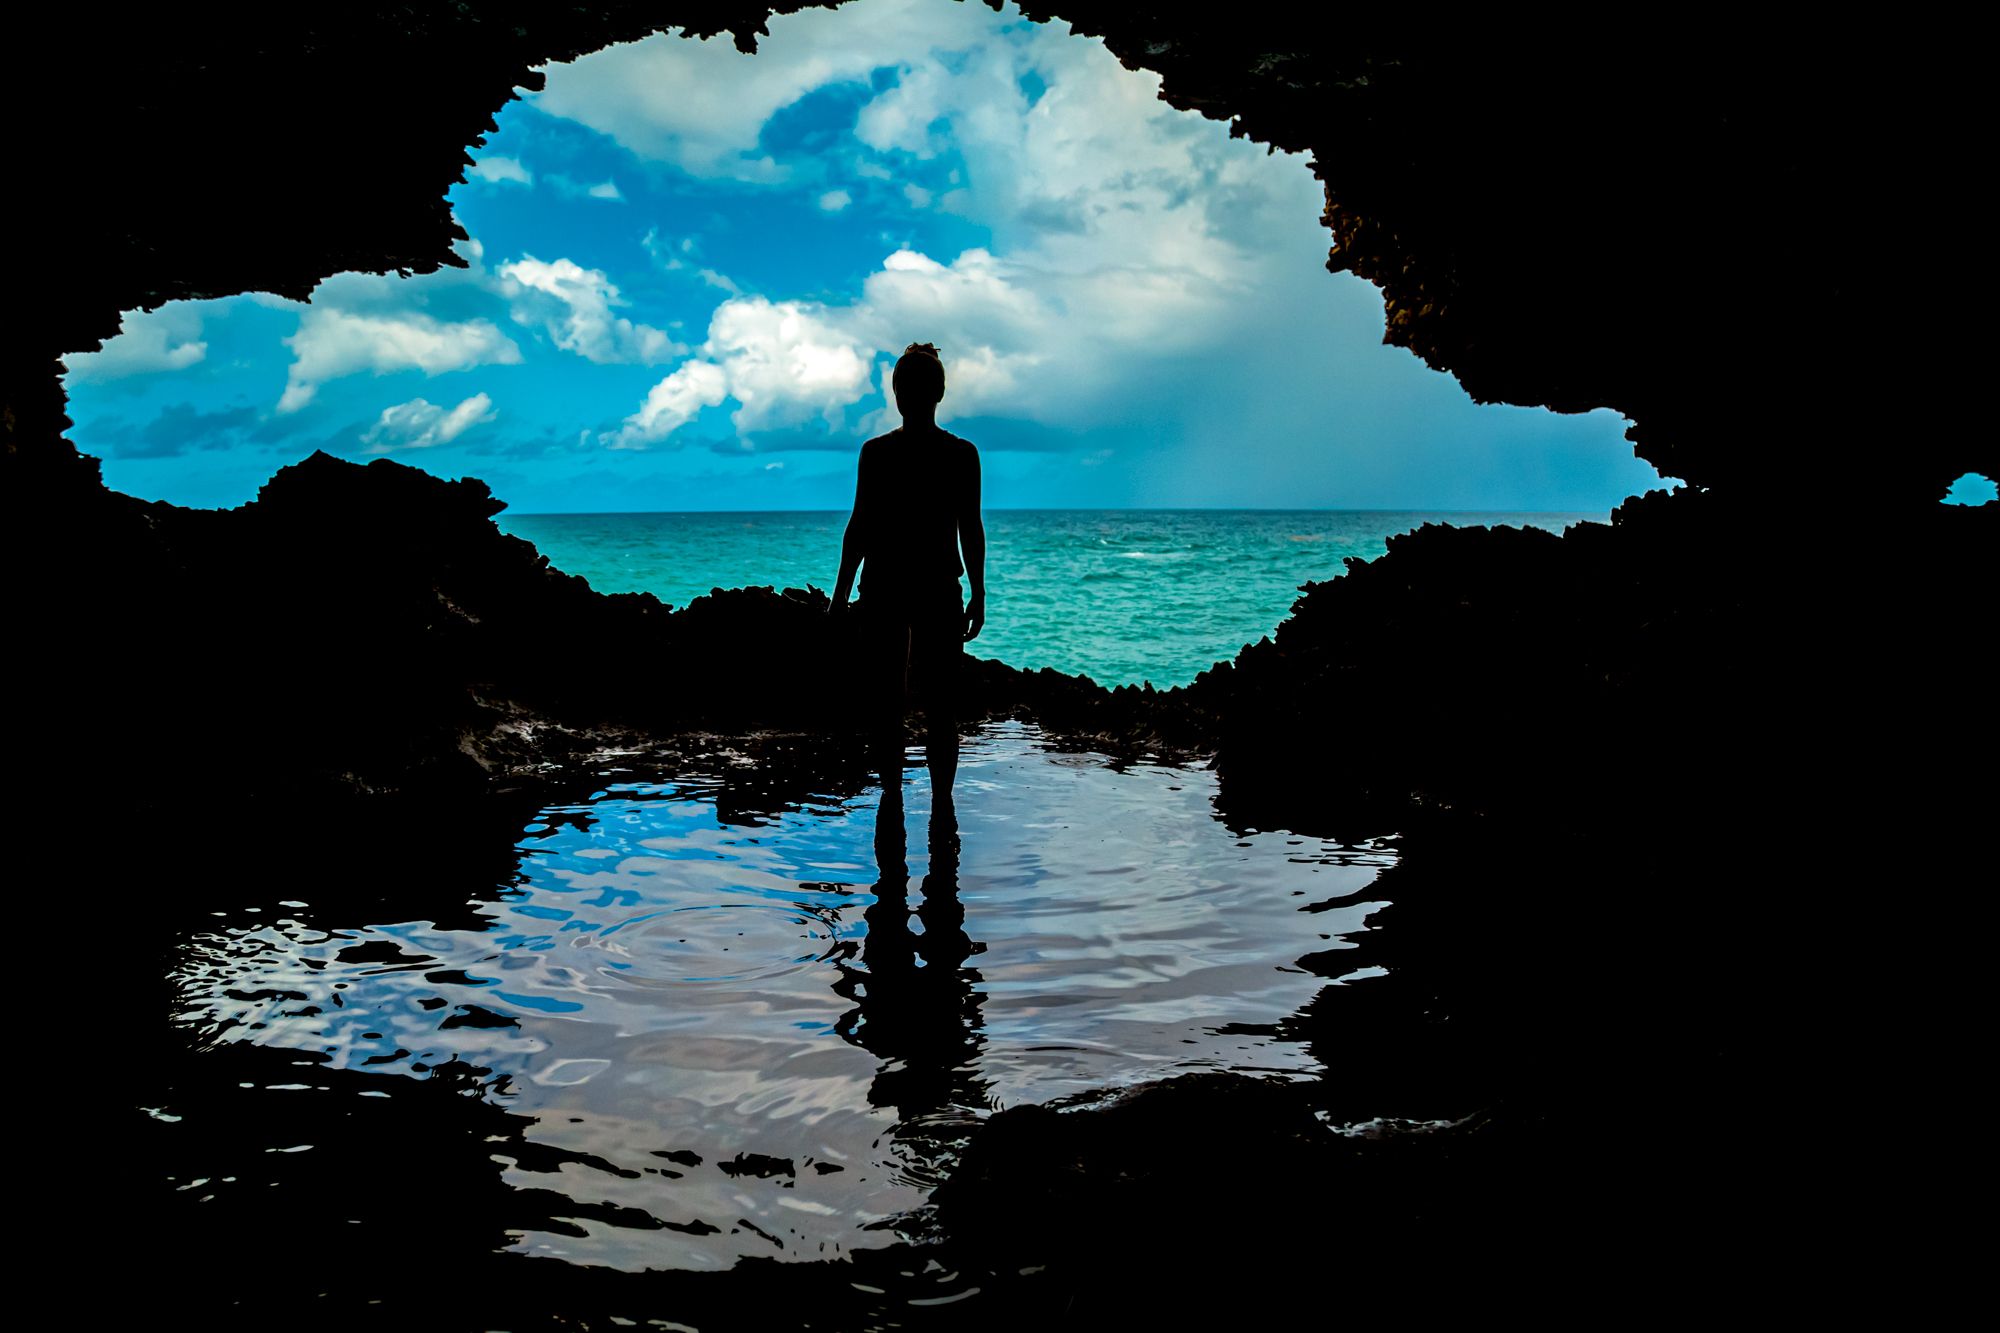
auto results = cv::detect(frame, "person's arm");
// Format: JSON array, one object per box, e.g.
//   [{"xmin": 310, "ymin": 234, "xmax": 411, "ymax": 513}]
[
  {"xmin": 959, "ymin": 445, "xmax": 985, "ymax": 641},
  {"xmin": 831, "ymin": 441, "xmax": 872, "ymax": 612}
]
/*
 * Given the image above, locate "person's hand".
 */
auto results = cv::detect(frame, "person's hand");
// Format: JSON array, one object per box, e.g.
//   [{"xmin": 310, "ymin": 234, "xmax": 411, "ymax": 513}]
[
  {"xmin": 963, "ymin": 593, "xmax": 985, "ymax": 642},
  {"xmin": 827, "ymin": 588, "xmax": 850, "ymax": 617}
]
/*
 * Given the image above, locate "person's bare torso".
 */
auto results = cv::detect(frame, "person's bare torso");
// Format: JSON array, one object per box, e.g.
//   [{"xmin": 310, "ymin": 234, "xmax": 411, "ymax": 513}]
[{"xmin": 858, "ymin": 426, "xmax": 977, "ymax": 598}]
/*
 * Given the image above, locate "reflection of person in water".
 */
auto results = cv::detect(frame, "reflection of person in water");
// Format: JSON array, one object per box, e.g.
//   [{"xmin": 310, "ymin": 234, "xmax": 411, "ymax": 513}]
[
  {"xmin": 829, "ymin": 342, "xmax": 986, "ymax": 791},
  {"xmin": 831, "ymin": 789, "xmax": 989, "ymax": 1184}
]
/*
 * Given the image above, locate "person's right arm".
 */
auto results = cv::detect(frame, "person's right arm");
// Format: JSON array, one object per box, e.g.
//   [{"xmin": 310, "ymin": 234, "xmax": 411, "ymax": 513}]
[{"xmin": 831, "ymin": 440, "xmax": 872, "ymax": 612}]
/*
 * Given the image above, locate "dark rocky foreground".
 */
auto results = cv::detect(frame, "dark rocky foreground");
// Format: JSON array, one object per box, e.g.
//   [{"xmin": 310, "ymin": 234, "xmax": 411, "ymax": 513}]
[{"xmin": 6, "ymin": 3, "xmax": 1993, "ymax": 1328}]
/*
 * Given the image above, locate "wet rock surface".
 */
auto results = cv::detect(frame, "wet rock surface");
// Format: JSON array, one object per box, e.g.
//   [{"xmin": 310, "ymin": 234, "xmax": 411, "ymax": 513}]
[{"xmin": 7, "ymin": 4, "xmax": 1994, "ymax": 1326}]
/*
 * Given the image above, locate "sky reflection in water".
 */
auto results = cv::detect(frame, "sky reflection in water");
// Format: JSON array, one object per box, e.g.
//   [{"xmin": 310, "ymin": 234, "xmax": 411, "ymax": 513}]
[{"xmin": 173, "ymin": 722, "xmax": 1392, "ymax": 1271}]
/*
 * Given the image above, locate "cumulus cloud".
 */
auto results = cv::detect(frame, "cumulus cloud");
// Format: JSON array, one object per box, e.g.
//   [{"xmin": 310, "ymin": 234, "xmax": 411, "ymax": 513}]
[
  {"xmin": 363, "ymin": 393, "xmax": 498, "ymax": 451},
  {"xmin": 705, "ymin": 298, "xmax": 876, "ymax": 430},
  {"xmin": 497, "ymin": 256, "xmax": 680, "ymax": 364},
  {"xmin": 469, "ymin": 155, "xmax": 533, "ymax": 185},
  {"xmin": 561, "ymin": 0, "xmax": 1325, "ymax": 446},
  {"xmin": 63, "ymin": 305, "xmax": 207, "ymax": 381},
  {"xmin": 278, "ymin": 308, "xmax": 520, "ymax": 412},
  {"xmin": 611, "ymin": 360, "xmax": 728, "ymax": 448},
  {"xmin": 533, "ymin": 0, "xmax": 978, "ymax": 183},
  {"xmin": 843, "ymin": 248, "xmax": 1053, "ymax": 425},
  {"xmin": 607, "ymin": 239, "xmax": 1094, "ymax": 447},
  {"xmin": 611, "ymin": 296, "xmax": 878, "ymax": 448}
]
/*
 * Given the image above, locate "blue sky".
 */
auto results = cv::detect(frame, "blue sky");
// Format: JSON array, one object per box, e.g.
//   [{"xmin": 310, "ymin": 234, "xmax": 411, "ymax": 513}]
[{"xmin": 61, "ymin": 0, "xmax": 1677, "ymax": 513}]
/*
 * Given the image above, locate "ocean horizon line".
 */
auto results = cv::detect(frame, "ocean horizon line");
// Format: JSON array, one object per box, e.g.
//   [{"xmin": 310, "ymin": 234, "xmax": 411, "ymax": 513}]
[{"xmin": 502, "ymin": 505, "xmax": 1613, "ymax": 518}]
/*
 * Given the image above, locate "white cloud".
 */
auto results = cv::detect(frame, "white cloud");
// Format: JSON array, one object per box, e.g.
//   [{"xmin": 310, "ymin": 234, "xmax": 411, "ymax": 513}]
[
  {"xmin": 63, "ymin": 305, "xmax": 207, "ymax": 381},
  {"xmin": 554, "ymin": 0, "xmax": 1327, "ymax": 443},
  {"xmin": 603, "ymin": 229, "xmax": 1196, "ymax": 447},
  {"xmin": 363, "ymin": 393, "xmax": 497, "ymax": 451},
  {"xmin": 532, "ymin": 0, "xmax": 979, "ymax": 183},
  {"xmin": 705, "ymin": 297, "xmax": 876, "ymax": 430},
  {"xmin": 497, "ymin": 255, "xmax": 680, "ymax": 364},
  {"xmin": 543, "ymin": 174, "xmax": 628, "ymax": 201},
  {"xmin": 855, "ymin": 59, "xmax": 961, "ymax": 157},
  {"xmin": 844, "ymin": 248, "xmax": 1050, "ymax": 423},
  {"xmin": 641, "ymin": 228, "xmax": 694, "ymax": 262},
  {"xmin": 469, "ymin": 156, "xmax": 533, "ymax": 186},
  {"xmin": 610, "ymin": 296, "xmax": 874, "ymax": 447},
  {"xmin": 611, "ymin": 360, "xmax": 728, "ymax": 448},
  {"xmin": 695, "ymin": 267, "xmax": 742, "ymax": 295},
  {"xmin": 278, "ymin": 308, "xmax": 520, "ymax": 412},
  {"xmin": 641, "ymin": 227, "xmax": 744, "ymax": 294}
]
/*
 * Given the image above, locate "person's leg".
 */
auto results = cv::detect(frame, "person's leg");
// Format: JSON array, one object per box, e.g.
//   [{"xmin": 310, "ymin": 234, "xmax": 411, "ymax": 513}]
[
  {"xmin": 911, "ymin": 586, "xmax": 963, "ymax": 792},
  {"xmin": 865, "ymin": 600, "xmax": 912, "ymax": 790},
  {"xmin": 874, "ymin": 771, "xmax": 907, "ymax": 885}
]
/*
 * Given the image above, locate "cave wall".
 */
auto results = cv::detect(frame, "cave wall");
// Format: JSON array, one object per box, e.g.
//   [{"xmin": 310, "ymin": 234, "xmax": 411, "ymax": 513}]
[{"xmin": 7, "ymin": 14, "xmax": 1987, "ymax": 1302}]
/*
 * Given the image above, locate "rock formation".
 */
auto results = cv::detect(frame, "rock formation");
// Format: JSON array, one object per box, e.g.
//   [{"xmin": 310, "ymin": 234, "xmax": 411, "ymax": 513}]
[{"xmin": 6, "ymin": 3, "xmax": 1991, "ymax": 1324}]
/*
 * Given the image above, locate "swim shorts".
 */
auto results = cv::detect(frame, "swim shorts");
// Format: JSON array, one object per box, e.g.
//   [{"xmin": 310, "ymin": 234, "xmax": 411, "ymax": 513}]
[{"xmin": 860, "ymin": 581, "xmax": 963, "ymax": 724}]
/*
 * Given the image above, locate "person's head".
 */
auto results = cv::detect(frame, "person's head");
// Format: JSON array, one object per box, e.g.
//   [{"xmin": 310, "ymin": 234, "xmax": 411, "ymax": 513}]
[{"xmin": 891, "ymin": 342, "xmax": 946, "ymax": 416}]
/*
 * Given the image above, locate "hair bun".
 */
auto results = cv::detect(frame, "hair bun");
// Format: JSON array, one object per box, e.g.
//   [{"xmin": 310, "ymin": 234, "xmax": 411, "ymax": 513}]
[{"xmin": 903, "ymin": 341, "xmax": 942, "ymax": 359}]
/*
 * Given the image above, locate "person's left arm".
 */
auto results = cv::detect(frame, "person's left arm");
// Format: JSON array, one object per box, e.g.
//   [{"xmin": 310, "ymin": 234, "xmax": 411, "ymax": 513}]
[{"xmin": 958, "ymin": 444, "xmax": 985, "ymax": 641}]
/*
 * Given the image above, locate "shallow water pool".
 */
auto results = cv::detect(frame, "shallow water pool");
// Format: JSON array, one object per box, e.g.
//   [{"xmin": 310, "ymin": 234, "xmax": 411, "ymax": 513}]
[{"xmin": 169, "ymin": 722, "xmax": 1392, "ymax": 1274}]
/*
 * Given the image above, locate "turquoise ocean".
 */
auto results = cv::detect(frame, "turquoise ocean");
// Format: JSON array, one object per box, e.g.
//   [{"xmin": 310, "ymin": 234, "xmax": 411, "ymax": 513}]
[{"xmin": 498, "ymin": 509, "xmax": 1599, "ymax": 688}]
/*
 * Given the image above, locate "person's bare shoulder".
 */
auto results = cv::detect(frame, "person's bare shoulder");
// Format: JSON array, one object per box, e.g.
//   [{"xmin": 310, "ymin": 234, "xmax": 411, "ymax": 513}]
[{"xmin": 857, "ymin": 428, "xmax": 901, "ymax": 464}]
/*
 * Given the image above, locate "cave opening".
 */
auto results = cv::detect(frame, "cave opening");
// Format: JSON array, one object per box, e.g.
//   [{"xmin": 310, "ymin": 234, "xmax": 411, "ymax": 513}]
[{"xmin": 54, "ymin": 0, "xmax": 1669, "ymax": 686}]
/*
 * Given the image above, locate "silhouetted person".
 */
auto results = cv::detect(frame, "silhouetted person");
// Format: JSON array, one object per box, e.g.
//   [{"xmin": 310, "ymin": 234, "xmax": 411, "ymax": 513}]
[
  {"xmin": 830, "ymin": 342, "xmax": 985, "ymax": 793},
  {"xmin": 831, "ymin": 788, "xmax": 988, "ymax": 1185}
]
